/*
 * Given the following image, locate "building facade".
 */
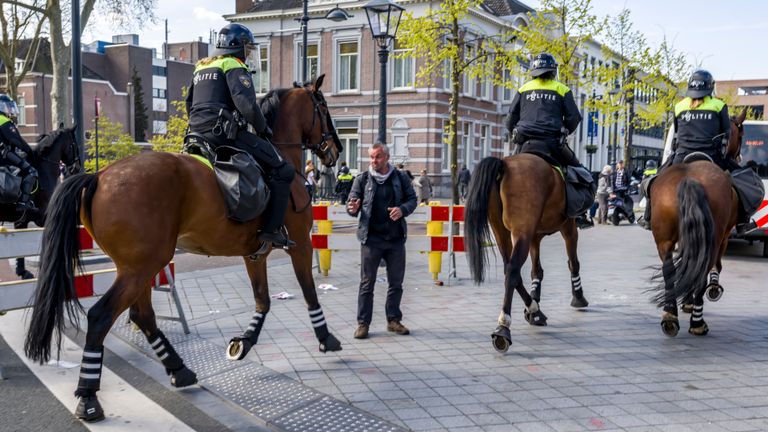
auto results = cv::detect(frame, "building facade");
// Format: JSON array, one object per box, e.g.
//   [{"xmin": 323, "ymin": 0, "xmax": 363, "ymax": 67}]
[{"xmin": 717, "ymin": 79, "xmax": 768, "ymax": 120}]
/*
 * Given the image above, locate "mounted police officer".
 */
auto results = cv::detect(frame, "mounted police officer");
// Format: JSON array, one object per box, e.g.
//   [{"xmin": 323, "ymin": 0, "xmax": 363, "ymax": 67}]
[
  {"xmin": 505, "ymin": 53, "xmax": 593, "ymax": 228},
  {"xmin": 186, "ymin": 23, "xmax": 296, "ymax": 248},
  {"xmin": 0, "ymin": 93, "xmax": 37, "ymax": 214},
  {"xmin": 638, "ymin": 70, "xmax": 736, "ymax": 229}
]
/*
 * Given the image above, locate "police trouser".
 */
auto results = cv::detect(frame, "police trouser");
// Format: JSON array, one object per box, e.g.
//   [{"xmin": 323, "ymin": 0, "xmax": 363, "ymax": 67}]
[
  {"xmin": 1, "ymin": 150, "xmax": 37, "ymax": 204},
  {"xmin": 201, "ymin": 130, "xmax": 295, "ymax": 233},
  {"xmin": 520, "ymin": 138, "xmax": 581, "ymax": 168}
]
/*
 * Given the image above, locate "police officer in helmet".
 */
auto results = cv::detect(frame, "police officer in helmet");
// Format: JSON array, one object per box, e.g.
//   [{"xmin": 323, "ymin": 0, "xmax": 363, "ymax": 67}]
[
  {"xmin": 0, "ymin": 93, "xmax": 38, "ymax": 214},
  {"xmin": 505, "ymin": 53, "xmax": 583, "ymax": 168},
  {"xmin": 186, "ymin": 23, "xmax": 296, "ymax": 248}
]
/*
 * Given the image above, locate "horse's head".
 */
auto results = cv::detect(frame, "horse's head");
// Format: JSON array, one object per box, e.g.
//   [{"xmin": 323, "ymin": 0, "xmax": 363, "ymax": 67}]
[
  {"xmin": 727, "ymin": 109, "xmax": 747, "ymax": 162},
  {"xmin": 295, "ymin": 75, "xmax": 342, "ymax": 167},
  {"xmin": 37, "ymin": 122, "xmax": 82, "ymax": 175}
]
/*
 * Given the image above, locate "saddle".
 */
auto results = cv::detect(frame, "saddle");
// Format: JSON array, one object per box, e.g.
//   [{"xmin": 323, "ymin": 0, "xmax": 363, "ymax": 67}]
[
  {"xmin": 682, "ymin": 152, "xmax": 713, "ymax": 164},
  {"xmin": 0, "ymin": 165, "xmax": 22, "ymax": 204},
  {"xmin": 183, "ymin": 134, "xmax": 270, "ymax": 222}
]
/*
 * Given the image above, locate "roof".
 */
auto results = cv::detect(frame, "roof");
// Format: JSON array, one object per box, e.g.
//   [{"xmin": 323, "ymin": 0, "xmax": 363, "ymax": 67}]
[
  {"xmin": 238, "ymin": 0, "xmax": 533, "ymax": 17},
  {"xmin": 239, "ymin": 0, "xmax": 302, "ymax": 13}
]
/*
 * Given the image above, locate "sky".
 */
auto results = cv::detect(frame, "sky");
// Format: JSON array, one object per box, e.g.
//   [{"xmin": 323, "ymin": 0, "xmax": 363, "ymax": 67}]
[{"xmin": 87, "ymin": 0, "xmax": 767, "ymax": 81}]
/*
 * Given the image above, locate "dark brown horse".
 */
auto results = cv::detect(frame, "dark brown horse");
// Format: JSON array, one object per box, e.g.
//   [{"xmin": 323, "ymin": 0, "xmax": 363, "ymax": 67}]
[
  {"xmin": 0, "ymin": 124, "xmax": 80, "ymax": 278},
  {"xmin": 649, "ymin": 110, "xmax": 746, "ymax": 337},
  {"xmin": 465, "ymin": 154, "xmax": 589, "ymax": 353},
  {"xmin": 23, "ymin": 76, "xmax": 342, "ymax": 422}
]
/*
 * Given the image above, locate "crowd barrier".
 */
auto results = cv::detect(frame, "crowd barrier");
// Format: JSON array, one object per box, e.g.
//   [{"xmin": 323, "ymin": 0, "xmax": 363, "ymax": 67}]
[{"xmin": 311, "ymin": 201, "xmax": 466, "ymax": 279}]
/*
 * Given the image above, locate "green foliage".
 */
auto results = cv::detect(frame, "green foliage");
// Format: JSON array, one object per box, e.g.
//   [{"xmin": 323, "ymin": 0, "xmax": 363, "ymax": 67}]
[
  {"xmin": 149, "ymin": 88, "xmax": 189, "ymax": 153},
  {"xmin": 131, "ymin": 67, "xmax": 148, "ymax": 141},
  {"xmin": 84, "ymin": 116, "xmax": 140, "ymax": 173}
]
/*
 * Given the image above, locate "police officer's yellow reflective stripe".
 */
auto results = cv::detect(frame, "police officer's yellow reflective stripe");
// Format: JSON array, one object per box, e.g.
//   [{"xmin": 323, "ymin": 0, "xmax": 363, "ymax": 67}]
[
  {"xmin": 0, "ymin": 114, "xmax": 10, "ymax": 126},
  {"xmin": 644, "ymin": 168, "xmax": 657, "ymax": 176},
  {"xmin": 674, "ymin": 96, "xmax": 725, "ymax": 116},
  {"xmin": 518, "ymin": 78, "xmax": 570, "ymax": 97},
  {"xmin": 338, "ymin": 174, "xmax": 353, "ymax": 181},
  {"xmin": 194, "ymin": 57, "xmax": 246, "ymax": 74}
]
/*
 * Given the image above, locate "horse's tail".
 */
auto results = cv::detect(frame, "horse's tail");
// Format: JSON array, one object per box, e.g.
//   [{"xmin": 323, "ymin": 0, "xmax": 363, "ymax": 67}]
[
  {"xmin": 653, "ymin": 178, "xmax": 716, "ymax": 306},
  {"xmin": 465, "ymin": 156, "xmax": 505, "ymax": 284},
  {"xmin": 24, "ymin": 173, "xmax": 99, "ymax": 364}
]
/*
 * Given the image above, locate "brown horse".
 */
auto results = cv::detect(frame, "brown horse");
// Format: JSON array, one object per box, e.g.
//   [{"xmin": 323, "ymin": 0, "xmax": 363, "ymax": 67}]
[
  {"xmin": 649, "ymin": 110, "xmax": 746, "ymax": 337},
  {"xmin": 23, "ymin": 76, "xmax": 342, "ymax": 422},
  {"xmin": 465, "ymin": 154, "xmax": 589, "ymax": 353}
]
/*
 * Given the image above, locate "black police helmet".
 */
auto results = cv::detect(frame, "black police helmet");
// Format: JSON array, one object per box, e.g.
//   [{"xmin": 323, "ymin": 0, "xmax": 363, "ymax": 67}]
[
  {"xmin": 645, "ymin": 160, "xmax": 657, "ymax": 170},
  {"xmin": 530, "ymin": 53, "xmax": 558, "ymax": 78},
  {"xmin": 215, "ymin": 23, "xmax": 255, "ymax": 60},
  {"xmin": 686, "ymin": 69, "xmax": 715, "ymax": 99},
  {"xmin": 0, "ymin": 93, "xmax": 19, "ymax": 119}
]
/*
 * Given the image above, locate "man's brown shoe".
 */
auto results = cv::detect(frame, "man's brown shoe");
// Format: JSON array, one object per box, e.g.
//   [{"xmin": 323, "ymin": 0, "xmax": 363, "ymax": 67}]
[
  {"xmin": 387, "ymin": 320, "xmax": 410, "ymax": 335},
  {"xmin": 354, "ymin": 324, "xmax": 369, "ymax": 339}
]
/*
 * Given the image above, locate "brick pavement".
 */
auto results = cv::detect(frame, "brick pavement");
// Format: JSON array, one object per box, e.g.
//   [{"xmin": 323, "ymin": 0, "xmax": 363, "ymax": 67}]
[{"xmin": 114, "ymin": 224, "xmax": 768, "ymax": 432}]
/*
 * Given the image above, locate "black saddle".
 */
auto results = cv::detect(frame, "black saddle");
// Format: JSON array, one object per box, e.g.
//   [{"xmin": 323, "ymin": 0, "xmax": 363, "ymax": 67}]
[
  {"xmin": 182, "ymin": 133, "xmax": 216, "ymax": 164},
  {"xmin": 682, "ymin": 152, "xmax": 713, "ymax": 164}
]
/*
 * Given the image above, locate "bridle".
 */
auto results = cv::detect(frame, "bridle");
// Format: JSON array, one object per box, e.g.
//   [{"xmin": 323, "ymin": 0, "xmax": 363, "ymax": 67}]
[{"xmin": 272, "ymin": 88, "xmax": 341, "ymax": 164}]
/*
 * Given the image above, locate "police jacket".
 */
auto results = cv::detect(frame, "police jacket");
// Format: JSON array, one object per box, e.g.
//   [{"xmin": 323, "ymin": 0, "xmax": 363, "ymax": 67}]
[
  {"xmin": 0, "ymin": 114, "xmax": 33, "ymax": 154},
  {"xmin": 505, "ymin": 78, "xmax": 581, "ymax": 140},
  {"xmin": 673, "ymin": 96, "xmax": 729, "ymax": 152},
  {"xmin": 346, "ymin": 169, "xmax": 417, "ymax": 245},
  {"xmin": 185, "ymin": 56, "xmax": 268, "ymax": 135}
]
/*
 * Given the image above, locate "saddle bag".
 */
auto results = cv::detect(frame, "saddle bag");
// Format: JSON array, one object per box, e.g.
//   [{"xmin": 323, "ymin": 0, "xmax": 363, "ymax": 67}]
[
  {"xmin": 564, "ymin": 166, "xmax": 597, "ymax": 218},
  {"xmin": 213, "ymin": 146, "xmax": 270, "ymax": 222},
  {"xmin": 0, "ymin": 165, "xmax": 22, "ymax": 204},
  {"xmin": 731, "ymin": 167, "xmax": 765, "ymax": 218}
]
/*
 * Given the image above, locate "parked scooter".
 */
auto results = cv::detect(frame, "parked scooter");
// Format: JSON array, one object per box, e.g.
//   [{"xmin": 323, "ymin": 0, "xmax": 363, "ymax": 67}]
[{"xmin": 607, "ymin": 193, "xmax": 635, "ymax": 226}]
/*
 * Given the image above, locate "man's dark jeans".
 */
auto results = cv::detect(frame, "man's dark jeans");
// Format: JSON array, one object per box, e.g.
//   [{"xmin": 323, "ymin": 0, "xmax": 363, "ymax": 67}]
[{"xmin": 357, "ymin": 241, "xmax": 406, "ymax": 325}]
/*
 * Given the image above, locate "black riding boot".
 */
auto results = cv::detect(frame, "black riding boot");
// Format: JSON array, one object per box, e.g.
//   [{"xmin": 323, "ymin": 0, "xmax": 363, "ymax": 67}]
[
  {"xmin": 259, "ymin": 179, "xmax": 295, "ymax": 248},
  {"xmin": 15, "ymin": 173, "xmax": 37, "ymax": 213}
]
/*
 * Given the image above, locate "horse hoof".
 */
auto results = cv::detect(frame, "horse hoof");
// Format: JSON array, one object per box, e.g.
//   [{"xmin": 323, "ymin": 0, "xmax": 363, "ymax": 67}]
[
  {"xmin": 524, "ymin": 309, "xmax": 548, "ymax": 326},
  {"xmin": 681, "ymin": 304, "xmax": 694, "ymax": 314},
  {"xmin": 689, "ymin": 323, "xmax": 709, "ymax": 336},
  {"xmin": 17, "ymin": 270, "xmax": 34, "ymax": 280},
  {"xmin": 170, "ymin": 366, "xmax": 198, "ymax": 388},
  {"xmin": 706, "ymin": 284, "xmax": 724, "ymax": 302},
  {"xmin": 491, "ymin": 326, "xmax": 512, "ymax": 353},
  {"xmin": 570, "ymin": 294, "xmax": 589, "ymax": 308},
  {"xmin": 226, "ymin": 337, "xmax": 253, "ymax": 361},
  {"xmin": 660, "ymin": 318, "xmax": 679, "ymax": 337},
  {"xmin": 319, "ymin": 333, "xmax": 342, "ymax": 353},
  {"xmin": 75, "ymin": 396, "xmax": 105, "ymax": 422}
]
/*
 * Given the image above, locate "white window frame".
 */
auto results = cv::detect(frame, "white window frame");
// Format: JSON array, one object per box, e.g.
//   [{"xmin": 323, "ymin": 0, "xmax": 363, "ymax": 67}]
[
  {"xmin": 461, "ymin": 121, "xmax": 473, "ymax": 166},
  {"xmin": 462, "ymin": 44, "xmax": 476, "ymax": 97},
  {"xmin": 500, "ymin": 69, "xmax": 514, "ymax": 103},
  {"xmin": 390, "ymin": 42, "xmax": 415, "ymax": 90},
  {"xmin": 391, "ymin": 118, "xmax": 410, "ymax": 163},
  {"xmin": 334, "ymin": 37, "xmax": 361, "ymax": 93},
  {"xmin": 16, "ymin": 94, "xmax": 26, "ymax": 125},
  {"xmin": 294, "ymin": 39, "xmax": 321, "ymax": 83},
  {"xmin": 441, "ymin": 119, "xmax": 450, "ymax": 172},
  {"xmin": 334, "ymin": 117, "xmax": 361, "ymax": 171}
]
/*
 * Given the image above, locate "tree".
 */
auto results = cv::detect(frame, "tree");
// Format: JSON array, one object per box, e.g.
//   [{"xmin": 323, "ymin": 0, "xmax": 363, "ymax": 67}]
[
  {"xmin": 397, "ymin": 0, "xmax": 519, "ymax": 205},
  {"xmin": 84, "ymin": 115, "xmax": 140, "ymax": 172},
  {"xmin": 131, "ymin": 67, "xmax": 147, "ymax": 141},
  {"xmin": 0, "ymin": 0, "xmax": 50, "ymax": 99},
  {"xmin": 149, "ymin": 87, "xmax": 188, "ymax": 153}
]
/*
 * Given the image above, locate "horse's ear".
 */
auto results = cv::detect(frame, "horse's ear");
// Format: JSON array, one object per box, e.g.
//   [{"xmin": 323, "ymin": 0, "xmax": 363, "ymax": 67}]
[
  {"xmin": 737, "ymin": 108, "xmax": 747, "ymax": 125},
  {"xmin": 313, "ymin": 74, "xmax": 325, "ymax": 92},
  {"xmin": 59, "ymin": 122, "xmax": 64, "ymax": 129}
]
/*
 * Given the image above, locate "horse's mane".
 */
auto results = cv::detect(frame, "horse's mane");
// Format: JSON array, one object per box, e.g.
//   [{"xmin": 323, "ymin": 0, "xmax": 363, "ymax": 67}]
[
  {"xmin": 259, "ymin": 88, "xmax": 293, "ymax": 130},
  {"xmin": 35, "ymin": 130, "xmax": 59, "ymax": 155}
]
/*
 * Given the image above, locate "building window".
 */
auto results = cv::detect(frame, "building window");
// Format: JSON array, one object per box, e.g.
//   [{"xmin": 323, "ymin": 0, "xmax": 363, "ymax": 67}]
[
  {"xmin": 480, "ymin": 124, "xmax": 490, "ymax": 158},
  {"xmin": 392, "ymin": 118, "xmax": 410, "ymax": 163},
  {"xmin": 152, "ymin": 88, "xmax": 167, "ymax": 98},
  {"xmin": 443, "ymin": 59, "xmax": 453, "ymax": 91},
  {"xmin": 16, "ymin": 94, "xmax": 26, "ymax": 125},
  {"xmin": 337, "ymin": 41, "xmax": 359, "ymax": 92},
  {"xmin": 391, "ymin": 40, "xmax": 414, "ymax": 90},
  {"xmin": 501, "ymin": 69, "xmax": 513, "ymax": 102},
  {"xmin": 441, "ymin": 119, "xmax": 450, "ymax": 172},
  {"xmin": 461, "ymin": 121, "xmax": 472, "ymax": 166},
  {"xmin": 462, "ymin": 44, "xmax": 475, "ymax": 96},
  {"xmin": 297, "ymin": 42, "xmax": 320, "ymax": 82},
  {"xmin": 152, "ymin": 65, "xmax": 167, "ymax": 77},
  {"xmin": 153, "ymin": 120, "xmax": 168, "ymax": 134},
  {"xmin": 255, "ymin": 46, "xmax": 270, "ymax": 94},
  {"xmin": 334, "ymin": 119, "xmax": 360, "ymax": 171}
]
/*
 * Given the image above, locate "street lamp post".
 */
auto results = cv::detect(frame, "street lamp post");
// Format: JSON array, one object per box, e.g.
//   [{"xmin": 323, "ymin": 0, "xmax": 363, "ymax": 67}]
[
  {"xmin": 587, "ymin": 89, "xmax": 603, "ymax": 171},
  {"xmin": 299, "ymin": 3, "xmax": 352, "ymax": 83},
  {"xmin": 363, "ymin": 0, "xmax": 405, "ymax": 145}
]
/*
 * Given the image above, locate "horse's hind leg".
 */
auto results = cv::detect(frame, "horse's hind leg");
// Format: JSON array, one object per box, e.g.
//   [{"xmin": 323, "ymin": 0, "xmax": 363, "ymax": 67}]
[
  {"xmin": 12, "ymin": 220, "xmax": 34, "ymax": 279},
  {"xmin": 227, "ymin": 258, "xmax": 271, "ymax": 360},
  {"xmin": 287, "ymin": 240, "xmax": 341, "ymax": 353},
  {"xmin": 561, "ymin": 219, "xmax": 589, "ymax": 308},
  {"xmin": 529, "ymin": 234, "xmax": 545, "ymax": 304},
  {"xmin": 658, "ymin": 242, "xmax": 680, "ymax": 337},
  {"xmin": 128, "ymin": 289, "xmax": 197, "ymax": 387},
  {"xmin": 705, "ymin": 237, "xmax": 728, "ymax": 303},
  {"xmin": 688, "ymin": 289, "xmax": 709, "ymax": 336}
]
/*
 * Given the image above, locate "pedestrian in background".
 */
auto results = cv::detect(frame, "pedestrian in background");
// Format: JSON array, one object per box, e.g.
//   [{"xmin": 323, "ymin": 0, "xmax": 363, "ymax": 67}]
[
  {"xmin": 305, "ymin": 160, "xmax": 316, "ymax": 200},
  {"xmin": 347, "ymin": 143, "xmax": 417, "ymax": 339},
  {"xmin": 335, "ymin": 163, "xmax": 353, "ymax": 204},
  {"xmin": 596, "ymin": 165, "xmax": 613, "ymax": 224},
  {"xmin": 458, "ymin": 164, "xmax": 471, "ymax": 202},
  {"xmin": 415, "ymin": 169, "xmax": 432, "ymax": 205},
  {"xmin": 318, "ymin": 165, "xmax": 336, "ymax": 200},
  {"xmin": 397, "ymin": 163, "xmax": 414, "ymax": 181}
]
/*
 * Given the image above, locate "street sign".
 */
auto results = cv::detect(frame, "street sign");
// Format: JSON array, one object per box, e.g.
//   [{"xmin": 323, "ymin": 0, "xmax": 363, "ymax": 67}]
[{"xmin": 588, "ymin": 111, "xmax": 599, "ymax": 138}]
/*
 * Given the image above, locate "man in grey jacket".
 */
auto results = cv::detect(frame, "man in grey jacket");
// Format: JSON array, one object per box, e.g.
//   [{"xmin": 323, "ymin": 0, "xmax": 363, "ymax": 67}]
[{"xmin": 347, "ymin": 143, "xmax": 418, "ymax": 339}]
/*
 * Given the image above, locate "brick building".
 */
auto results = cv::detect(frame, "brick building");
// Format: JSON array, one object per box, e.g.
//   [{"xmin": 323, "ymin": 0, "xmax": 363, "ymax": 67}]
[{"xmin": 717, "ymin": 79, "xmax": 768, "ymax": 120}]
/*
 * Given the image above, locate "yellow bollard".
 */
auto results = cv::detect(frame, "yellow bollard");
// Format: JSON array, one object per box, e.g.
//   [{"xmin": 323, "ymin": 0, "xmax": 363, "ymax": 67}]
[
  {"xmin": 426, "ymin": 202, "xmax": 444, "ymax": 280},
  {"xmin": 318, "ymin": 219, "xmax": 333, "ymax": 276}
]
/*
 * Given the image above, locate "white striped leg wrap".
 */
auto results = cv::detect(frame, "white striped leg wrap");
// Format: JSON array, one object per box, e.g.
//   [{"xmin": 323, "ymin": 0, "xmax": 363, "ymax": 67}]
[
  {"xmin": 571, "ymin": 275, "xmax": 583, "ymax": 292},
  {"xmin": 149, "ymin": 335, "xmax": 171, "ymax": 361},
  {"xmin": 78, "ymin": 349, "xmax": 103, "ymax": 382},
  {"xmin": 309, "ymin": 308, "xmax": 327, "ymax": 329},
  {"xmin": 246, "ymin": 312, "xmax": 264, "ymax": 333},
  {"xmin": 709, "ymin": 271, "xmax": 719, "ymax": 283},
  {"xmin": 691, "ymin": 305, "xmax": 704, "ymax": 322}
]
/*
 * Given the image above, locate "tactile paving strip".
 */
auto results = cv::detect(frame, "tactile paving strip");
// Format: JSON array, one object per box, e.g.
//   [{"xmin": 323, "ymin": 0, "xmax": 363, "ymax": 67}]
[
  {"xmin": 173, "ymin": 338, "xmax": 239, "ymax": 380},
  {"xmin": 202, "ymin": 362, "xmax": 324, "ymax": 420},
  {"xmin": 110, "ymin": 312, "xmax": 189, "ymax": 355},
  {"xmin": 270, "ymin": 396, "xmax": 405, "ymax": 432}
]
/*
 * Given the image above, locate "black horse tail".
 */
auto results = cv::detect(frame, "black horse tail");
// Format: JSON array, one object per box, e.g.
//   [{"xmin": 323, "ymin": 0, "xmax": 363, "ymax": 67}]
[
  {"xmin": 24, "ymin": 173, "xmax": 99, "ymax": 364},
  {"xmin": 652, "ymin": 178, "xmax": 716, "ymax": 306},
  {"xmin": 465, "ymin": 156, "xmax": 505, "ymax": 284}
]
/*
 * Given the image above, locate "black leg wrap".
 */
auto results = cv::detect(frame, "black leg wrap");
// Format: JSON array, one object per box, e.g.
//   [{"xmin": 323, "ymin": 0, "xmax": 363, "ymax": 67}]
[
  {"xmin": 309, "ymin": 307, "xmax": 329, "ymax": 341},
  {"xmin": 530, "ymin": 279, "xmax": 541, "ymax": 303},
  {"xmin": 74, "ymin": 346, "xmax": 103, "ymax": 397},
  {"xmin": 227, "ymin": 311, "xmax": 267, "ymax": 360},
  {"xmin": 148, "ymin": 331, "xmax": 183, "ymax": 374}
]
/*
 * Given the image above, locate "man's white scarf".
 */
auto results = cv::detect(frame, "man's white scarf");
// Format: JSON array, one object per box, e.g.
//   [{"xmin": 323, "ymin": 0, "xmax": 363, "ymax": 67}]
[{"xmin": 369, "ymin": 163, "xmax": 395, "ymax": 184}]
